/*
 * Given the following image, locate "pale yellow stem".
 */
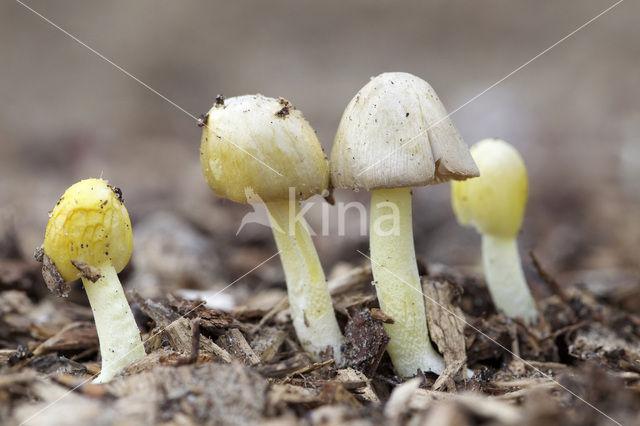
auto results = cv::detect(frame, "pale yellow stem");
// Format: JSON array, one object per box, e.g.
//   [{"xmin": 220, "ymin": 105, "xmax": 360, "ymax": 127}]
[
  {"xmin": 482, "ymin": 235, "xmax": 538, "ymax": 323},
  {"xmin": 370, "ymin": 188, "xmax": 445, "ymax": 377},
  {"xmin": 266, "ymin": 200, "xmax": 344, "ymax": 361},
  {"xmin": 83, "ymin": 263, "xmax": 145, "ymax": 383}
]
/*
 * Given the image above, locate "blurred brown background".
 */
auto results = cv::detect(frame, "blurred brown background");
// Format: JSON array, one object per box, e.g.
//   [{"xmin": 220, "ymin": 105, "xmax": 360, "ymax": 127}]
[{"xmin": 1, "ymin": 0, "xmax": 639, "ymax": 300}]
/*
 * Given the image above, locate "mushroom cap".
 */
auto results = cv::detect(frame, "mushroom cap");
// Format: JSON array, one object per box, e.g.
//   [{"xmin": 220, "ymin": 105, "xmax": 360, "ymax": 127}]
[
  {"xmin": 200, "ymin": 94, "xmax": 329, "ymax": 204},
  {"xmin": 330, "ymin": 72, "xmax": 478, "ymax": 191},
  {"xmin": 43, "ymin": 179, "xmax": 133, "ymax": 282},
  {"xmin": 451, "ymin": 138, "xmax": 528, "ymax": 238}
]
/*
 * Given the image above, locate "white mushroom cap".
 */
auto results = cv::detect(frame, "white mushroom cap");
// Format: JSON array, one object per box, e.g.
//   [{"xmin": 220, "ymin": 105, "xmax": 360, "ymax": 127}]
[
  {"xmin": 200, "ymin": 94, "xmax": 329, "ymax": 204},
  {"xmin": 330, "ymin": 72, "xmax": 479, "ymax": 191}
]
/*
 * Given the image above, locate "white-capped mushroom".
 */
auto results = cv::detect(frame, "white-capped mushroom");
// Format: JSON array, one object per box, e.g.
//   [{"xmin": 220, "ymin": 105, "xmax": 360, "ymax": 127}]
[{"xmin": 331, "ymin": 72, "xmax": 478, "ymax": 376}]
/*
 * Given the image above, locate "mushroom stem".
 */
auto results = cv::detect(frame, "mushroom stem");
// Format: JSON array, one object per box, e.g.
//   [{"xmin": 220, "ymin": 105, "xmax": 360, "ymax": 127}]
[
  {"xmin": 482, "ymin": 235, "xmax": 538, "ymax": 323},
  {"xmin": 370, "ymin": 188, "xmax": 445, "ymax": 377},
  {"xmin": 266, "ymin": 200, "xmax": 344, "ymax": 362},
  {"xmin": 82, "ymin": 263, "xmax": 145, "ymax": 383}
]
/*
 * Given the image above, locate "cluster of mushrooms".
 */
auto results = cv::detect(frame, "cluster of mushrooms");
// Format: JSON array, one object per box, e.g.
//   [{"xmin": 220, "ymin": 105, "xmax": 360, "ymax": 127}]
[{"xmin": 37, "ymin": 72, "xmax": 538, "ymax": 383}]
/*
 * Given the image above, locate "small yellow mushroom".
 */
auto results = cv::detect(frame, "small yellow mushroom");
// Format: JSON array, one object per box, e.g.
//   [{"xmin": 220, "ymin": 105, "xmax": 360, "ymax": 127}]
[
  {"xmin": 451, "ymin": 138, "xmax": 538, "ymax": 323},
  {"xmin": 200, "ymin": 94, "xmax": 343, "ymax": 362},
  {"xmin": 41, "ymin": 178, "xmax": 145, "ymax": 383}
]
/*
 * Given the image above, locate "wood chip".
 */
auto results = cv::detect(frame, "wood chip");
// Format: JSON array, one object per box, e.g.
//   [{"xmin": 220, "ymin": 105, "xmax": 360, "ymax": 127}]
[
  {"xmin": 384, "ymin": 377, "xmax": 422, "ymax": 419},
  {"xmin": 282, "ymin": 358, "xmax": 335, "ymax": 382},
  {"xmin": 256, "ymin": 352, "xmax": 310, "ymax": 378},
  {"xmin": 216, "ymin": 328, "xmax": 260, "ymax": 366},
  {"xmin": 422, "ymin": 278, "xmax": 469, "ymax": 390},
  {"xmin": 135, "ymin": 296, "xmax": 232, "ymax": 362},
  {"xmin": 33, "ymin": 321, "xmax": 98, "ymax": 356},
  {"xmin": 335, "ymin": 368, "xmax": 379, "ymax": 403},
  {"xmin": 318, "ymin": 382, "xmax": 362, "ymax": 409},
  {"xmin": 269, "ymin": 383, "xmax": 320, "ymax": 405},
  {"xmin": 249, "ymin": 326, "xmax": 287, "ymax": 361},
  {"xmin": 168, "ymin": 294, "xmax": 242, "ymax": 335}
]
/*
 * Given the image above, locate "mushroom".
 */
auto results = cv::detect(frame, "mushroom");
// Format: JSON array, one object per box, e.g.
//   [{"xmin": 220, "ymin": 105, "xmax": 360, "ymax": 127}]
[
  {"xmin": 451, "ymin": 138, "xmax": 538, "ymax": 323},
  {"xmin": 39, "ymin": 178, "xmax": 145, "ymax": 383},
  {"xmin": 200, "ymin": 94, "xmax": 344, "ymax": 361},
  {"xmin": 331, "ymin": 72, "xmax": 479, "ymax": 376}
]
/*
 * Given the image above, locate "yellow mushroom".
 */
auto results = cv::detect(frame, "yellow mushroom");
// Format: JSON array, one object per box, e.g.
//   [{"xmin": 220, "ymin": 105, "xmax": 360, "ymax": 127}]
[
  {"xmin": 41, "ymin": 178, "xmax": 145, "ymax": 383},
  {"xmin": 451, "ymin": 138, "xmax": 538, "ymax": 323},
  {"xmin": 331, "ymin": 72, "xmax": 478, "ymax": 377},
  {"xmin": 200, "ymin": 94, "xmax": 343, "ymax": 361}
]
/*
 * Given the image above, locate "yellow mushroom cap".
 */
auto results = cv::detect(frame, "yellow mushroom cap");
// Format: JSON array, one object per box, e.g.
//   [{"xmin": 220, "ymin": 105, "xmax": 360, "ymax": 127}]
[
  {"xmin": 200, "ymin": 94, "xmax": 329, "ymax": 204},
  {"xmin": 451, "ymin": 138, "xmax": 528, "ymax": 238},
  {"xmin": 43, "ymin": 178, "xmax": 133, "ymax": 282},
  {"xmin": 331, "ymin": 72, "xmax": 479, "ymax": 191}
]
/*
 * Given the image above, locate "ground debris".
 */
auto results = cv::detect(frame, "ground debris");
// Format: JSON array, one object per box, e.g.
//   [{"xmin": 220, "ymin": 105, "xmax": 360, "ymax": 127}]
[
  {"xmin": 13, "ymin": 363, "xmax": 268, "ymax": 426},
  {"xmin": 33, "ymin": 321, "xmax": 97, "ymax": 356},
  {"xmin": 3, "ymin": 252, "xmax": 640, "ymax": 425},
  {"xmin": 115, "ymin": 363, "xmax": 268, "ymax": 425},
  {"xmin": 257, "ymin": 352, "xmax": 311, "ymax": 378},
  {"xmin": 168, "ymin": 293, "xmax": 243, "ymax": 336},
  {"xmin": 134, "ymin": 294, "xmax": 232, "ymax": 362},
  {"xmin": 335, "ymin": 368, "xmax": 379, "ymax": 403},
  {"xmin": 249, "ymin": 326, "xmax": 287, "ymax": 361},
  {"xmin": 567, "ymin": 323, "xmax": 640, "ymax": 372},
  {"xmin": 216, "ymin": 328, "xmax": 260, "ymax": 365},
  {"xmin": 422, "ymin": 277, "xmax": 469, "ymax": 390},
  {"xmin": 27, "ymin": 355, "xmax": 89, "ymax": 375},
  {"xmin": 342, "ymin": 309, "xmax": 389, "ymax": 377}
]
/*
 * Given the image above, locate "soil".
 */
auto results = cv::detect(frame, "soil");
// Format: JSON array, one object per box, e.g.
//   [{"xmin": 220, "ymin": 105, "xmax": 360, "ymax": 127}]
[{"xmin": 1, "ymin": 218, "xmax": 639, "ymax": 425}]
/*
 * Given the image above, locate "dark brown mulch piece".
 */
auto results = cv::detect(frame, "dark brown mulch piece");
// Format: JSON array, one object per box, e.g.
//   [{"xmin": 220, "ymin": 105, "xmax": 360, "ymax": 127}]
[
  {"xmin": 342, "ymin": 309, "xmax": 389, "ymax": 377},
  {"xmin": 465, "ymin": 316, "xmax": 513, "ymax": 366}
]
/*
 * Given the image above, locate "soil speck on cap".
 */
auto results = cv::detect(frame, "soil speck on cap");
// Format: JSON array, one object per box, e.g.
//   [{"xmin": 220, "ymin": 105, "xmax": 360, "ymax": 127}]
[
  {"xmin": 275, "ymin": 97, "xmax": 291, "ymax": 118},
  {"xmin": 197, "ymin": 113, "xmax": 209, "ymax": 127},
  {"xmin": 71, "ymin": 260, "xmax": 102, "ymax": 283},
  {"xmin": 108, "ymin": 185, "xmax": 124, "ymax": 203}
]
